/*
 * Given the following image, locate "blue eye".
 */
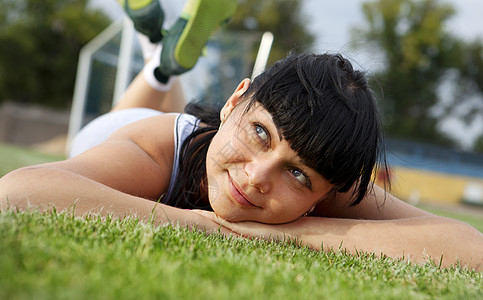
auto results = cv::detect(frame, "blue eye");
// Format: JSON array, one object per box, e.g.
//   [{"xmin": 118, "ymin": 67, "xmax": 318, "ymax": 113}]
[
  {"xmin": 290, "ymin": 168, "xmax": 311, "ymax": 188},
  {"xmin": 255, "ymin": 124, "xmax": 269, "ymax": 142}
]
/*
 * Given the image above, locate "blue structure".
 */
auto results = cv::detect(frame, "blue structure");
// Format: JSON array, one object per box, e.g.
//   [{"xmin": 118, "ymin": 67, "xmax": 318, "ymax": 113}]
[{"xmin": 385, "ymin": 139, "xmax": 483, "ymax": 179}]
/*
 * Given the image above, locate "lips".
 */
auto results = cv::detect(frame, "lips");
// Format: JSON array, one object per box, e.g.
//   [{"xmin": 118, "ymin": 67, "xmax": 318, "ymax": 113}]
[{"xmin": 227, "ymin": 172, "xmax": 258, "ymax": 207}]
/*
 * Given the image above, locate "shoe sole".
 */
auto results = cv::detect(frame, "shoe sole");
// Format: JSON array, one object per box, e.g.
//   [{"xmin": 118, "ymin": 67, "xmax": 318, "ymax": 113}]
[
  {"xmin": 175, "ymin": 0, "xmax": 238, "ymax": 69},
  {"xmin": 125, "ymin": 0, "xmax": 164, "ymax": 42}
]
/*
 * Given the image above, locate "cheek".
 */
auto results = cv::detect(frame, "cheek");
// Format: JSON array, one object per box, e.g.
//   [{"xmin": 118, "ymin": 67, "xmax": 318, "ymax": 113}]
[
  {"xmin": 206, "ymin": 173, "xmax": 221, "ymax": 204},
  {"xmin": 206, "ymin": 176, "xmax": 245, "ymax": 221},
  {"xmin": 208, "ymin": 128, "xmax": 250, "ymax": 167},
  {"xmin": 206, "ymin": 132, "xmax": 232, "ymax": 169}
]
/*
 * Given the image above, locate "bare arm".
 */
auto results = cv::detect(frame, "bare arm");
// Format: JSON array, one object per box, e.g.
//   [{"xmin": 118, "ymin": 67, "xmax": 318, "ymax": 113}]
[
  {"xmin": 0, "ymin": 164, "xmax": 230, "ymax": 233},
  {"xmin": 0, "ymin": 115, "xmax": 228, "ymax": 234},
  {"xmin": 195, "ymin": 176, "xmax": 483, "ymax": 270},
  {"xmin": 314, "ymin": 184, "xmax": 431, "ymax": 220},
  {"xmin": 196, "ymin": 208, "xmax": 483, "ymax": 271}
]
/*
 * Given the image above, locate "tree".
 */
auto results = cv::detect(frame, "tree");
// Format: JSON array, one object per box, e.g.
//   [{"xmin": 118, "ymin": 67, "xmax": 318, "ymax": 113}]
[
  {"xmin": 226, "ymin": 0, "xmax": 315, "ymax": 65},
  {"xmin": 353, "ymin": 0, "xmax": 467, "ymax": 147},
  {"xmin": 0, "ymin": 0, "xmax": 110, "ymax": 109},
  {"xmin": 449, "ymin": 39, "xmax": 483, "ymax": 153},
  {"xmin": 473, "ymin": 134, "xmax": 483, "ymax": 153}
]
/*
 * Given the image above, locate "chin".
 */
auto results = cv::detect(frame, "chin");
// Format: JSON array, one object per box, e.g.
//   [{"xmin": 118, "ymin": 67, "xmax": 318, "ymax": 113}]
[
  {"xmin": 207, "ymin": 191, "xmax": 236, "ymax": 220},
  {"xmin": 210, "ymin": 200, "xmax": 245, "ymax": 222}
]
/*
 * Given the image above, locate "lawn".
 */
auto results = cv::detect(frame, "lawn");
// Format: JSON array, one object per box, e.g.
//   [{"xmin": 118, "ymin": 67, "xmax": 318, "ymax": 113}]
[
  {"xmin": 0, "ymin": 143, "xmax": 64, "ymax": 176},
  {"xmin": 1, "ymin": 144, "xmax": 482, "ymax": 299},
  {"xmin": 1, "ymin": 210, "xmax": 482, "ymax": 300}
]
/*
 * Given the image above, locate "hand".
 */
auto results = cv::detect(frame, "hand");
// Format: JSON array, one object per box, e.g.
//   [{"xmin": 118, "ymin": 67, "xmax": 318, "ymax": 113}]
[
  {"xmin": 192, "ymin": 210, "xmax": 301, "ymax": 242},
  {"xmin": 163, "ymin": 208, "xmax": 237, "ymax": 237}
]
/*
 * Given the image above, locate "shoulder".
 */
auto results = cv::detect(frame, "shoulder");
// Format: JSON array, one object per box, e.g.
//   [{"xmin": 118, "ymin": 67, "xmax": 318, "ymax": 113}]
[
  {"xmin": 313, "ymin": 185, "xmax": 432, "ymax": 220},
  {"xmin": 108, "ymin": 113, "xmax": 180, "ymax": 168},
  {"xmin": 110, "ymin": 112, "xmax": 179, "ymax": 139},
  {"xmin": 44, "ymin": 113, "xmax": 185, "ymax": 199}
]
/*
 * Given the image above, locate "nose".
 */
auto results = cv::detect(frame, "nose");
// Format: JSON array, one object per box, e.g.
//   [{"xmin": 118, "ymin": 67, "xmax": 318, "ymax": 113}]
[{"xmin": 243, "ymin": 157, "xmax": 276, "ymax": 194}]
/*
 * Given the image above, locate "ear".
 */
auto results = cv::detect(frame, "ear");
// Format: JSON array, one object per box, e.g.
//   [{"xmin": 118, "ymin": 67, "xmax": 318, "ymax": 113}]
[{"xmin": 220, "ymin": 78, "xmax": 251, "ymax": 121}]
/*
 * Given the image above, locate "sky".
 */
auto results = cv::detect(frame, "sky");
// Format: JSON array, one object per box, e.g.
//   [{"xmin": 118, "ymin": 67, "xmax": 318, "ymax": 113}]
[
  {"xmin": 301, "ymin": 0, "xmax": 483, "ymax": 148},
  {"xmin": 304, "ymin": 0, "xmax": 483, "ymax": 55},
  {"xmin": 92, "ymin": 0, "xmax": 483, "ymax": 148},
  {"xmin": 94, "ymin": 0, "xmax": 483, "ymax": 64}
]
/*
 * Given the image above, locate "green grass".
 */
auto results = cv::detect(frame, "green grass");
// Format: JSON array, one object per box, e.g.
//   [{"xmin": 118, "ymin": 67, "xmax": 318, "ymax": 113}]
[
  {"xmin": 0, "ymin": 143, "xmax": 64, "ymax": 177},
  {"xmin": 1, "ymin": 144, "xmax": 482, "ymax": 299},
  {"xmin": 1, "ymin": 209, "xmax": 482, "ymax": 300}
]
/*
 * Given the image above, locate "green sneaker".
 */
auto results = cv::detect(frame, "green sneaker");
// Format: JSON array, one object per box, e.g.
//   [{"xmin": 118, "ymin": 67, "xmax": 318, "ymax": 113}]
[
  {"xmin": 154, "ymin": 0, "xmax": 238, "ymax": 83},
  {"xmin": 121, "ymin": 0, "xmax": 165, "ymax": 43}
]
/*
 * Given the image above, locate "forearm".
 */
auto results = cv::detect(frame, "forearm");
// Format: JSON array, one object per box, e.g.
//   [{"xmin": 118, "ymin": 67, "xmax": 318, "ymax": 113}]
[
  {"xmin": 317, "ymin": 185, "xmax": 431, "ymax": 220},
  {"xmin": 292, "ymin": 216, "xmax": 483, "ymax": 270},
  {"xmin": 0, "ymin": 166, "xmax": 222, "ymax": 232},
  {"xmin": 1, "ymin": 166, "xmax": 162, "ymax": 219},
  {"xmin": 197, "ymin": 210, "xmax": 483, "ymax": 270}
]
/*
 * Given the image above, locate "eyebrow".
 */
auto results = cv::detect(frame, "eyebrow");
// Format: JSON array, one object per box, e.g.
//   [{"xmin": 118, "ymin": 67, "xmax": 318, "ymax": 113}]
[
  {"xmin": 265, "ymin": 117, "xmax": 282, "ymax": 141},
  {"xmin": 255, "ymin": 105, "xmax": 282, "ymax": 141}
]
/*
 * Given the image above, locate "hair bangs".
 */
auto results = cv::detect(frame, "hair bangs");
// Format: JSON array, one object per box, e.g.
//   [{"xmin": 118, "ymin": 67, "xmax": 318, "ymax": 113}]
[{"xmin": 243, "ymin": 53, "xmax": 384, "ymax": 205}]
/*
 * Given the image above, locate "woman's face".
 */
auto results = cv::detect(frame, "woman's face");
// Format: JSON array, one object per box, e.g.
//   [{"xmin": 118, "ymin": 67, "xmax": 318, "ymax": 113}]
[{"xmin": 205, "ymin": 80, "xmax": 333, "ymax": 224}]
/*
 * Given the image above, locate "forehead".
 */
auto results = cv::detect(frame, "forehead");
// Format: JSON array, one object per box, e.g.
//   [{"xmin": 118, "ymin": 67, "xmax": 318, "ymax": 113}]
[
  {"xmin": 240, "ymin": 101, "xmax": 272, "ymax": 119},
  {"xmin": 239, "ymin": 102, "xmax": 282, "ymax": 139}
]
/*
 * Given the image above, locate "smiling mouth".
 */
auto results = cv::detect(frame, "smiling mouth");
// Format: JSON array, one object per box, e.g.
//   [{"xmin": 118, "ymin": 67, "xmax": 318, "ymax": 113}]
[{"xmin": 227, "ymin": 172, "xmax": 258, "ymax": 208}]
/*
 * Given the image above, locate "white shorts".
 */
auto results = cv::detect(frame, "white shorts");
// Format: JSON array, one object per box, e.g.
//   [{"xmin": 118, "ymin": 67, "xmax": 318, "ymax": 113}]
[{"xmin": 68, "ymin": 108, "xmax": 164, "ymax": 158}]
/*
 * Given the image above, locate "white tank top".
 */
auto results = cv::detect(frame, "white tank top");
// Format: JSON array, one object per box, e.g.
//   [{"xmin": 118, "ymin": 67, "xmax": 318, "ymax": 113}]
[
  {"xmin": 68, "ymin": 108, "xmax": 201, "ymax": 202},
  {"xmin": 165, "ymin": 113, "xmax": 200, "ymax": 200}
]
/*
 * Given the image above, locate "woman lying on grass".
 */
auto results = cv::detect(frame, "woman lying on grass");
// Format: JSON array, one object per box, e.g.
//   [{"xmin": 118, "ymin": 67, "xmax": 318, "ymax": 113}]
[{"xmin": 1, "ymin": 0, "xmax": 483, "ymax": 271}]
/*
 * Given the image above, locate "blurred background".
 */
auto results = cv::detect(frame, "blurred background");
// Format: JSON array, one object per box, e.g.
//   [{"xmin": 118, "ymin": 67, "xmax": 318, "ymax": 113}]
[{"xmin": 0, "ymin": 0, "xmax": 482, "ymax": 210}]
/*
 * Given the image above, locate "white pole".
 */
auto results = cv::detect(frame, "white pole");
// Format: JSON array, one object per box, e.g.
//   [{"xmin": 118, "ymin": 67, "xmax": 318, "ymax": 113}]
[
  {"xmin": 112, "ymin": 17, "xmax": 136, "ymax": 106},
  {"xmin": 251, "ymin": 32, "xmax": 274, "ymax": 80},
  {"xmin": 66, "ymin": 19, "xmax": 123, "ymax": 153}
]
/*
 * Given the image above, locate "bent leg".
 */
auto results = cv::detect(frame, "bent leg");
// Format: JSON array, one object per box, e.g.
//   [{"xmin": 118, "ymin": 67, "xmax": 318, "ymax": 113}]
[
  {"xmin": 68, "ymin": 108, "xmax": 163, "ymax": 158},
  {"xmin": 111, "ymin": 70, "xmax": 186, "ymax": 113}
]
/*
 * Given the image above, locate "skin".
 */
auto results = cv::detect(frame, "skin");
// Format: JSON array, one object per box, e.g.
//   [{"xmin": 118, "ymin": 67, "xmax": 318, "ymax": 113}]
[
  {"xmin": 0, "ymin": 74, "xmax": 482, "ymax": 271},
  {"xmin": 206, "ymin": 79, "xmax": 333, "ymax": 224}
]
